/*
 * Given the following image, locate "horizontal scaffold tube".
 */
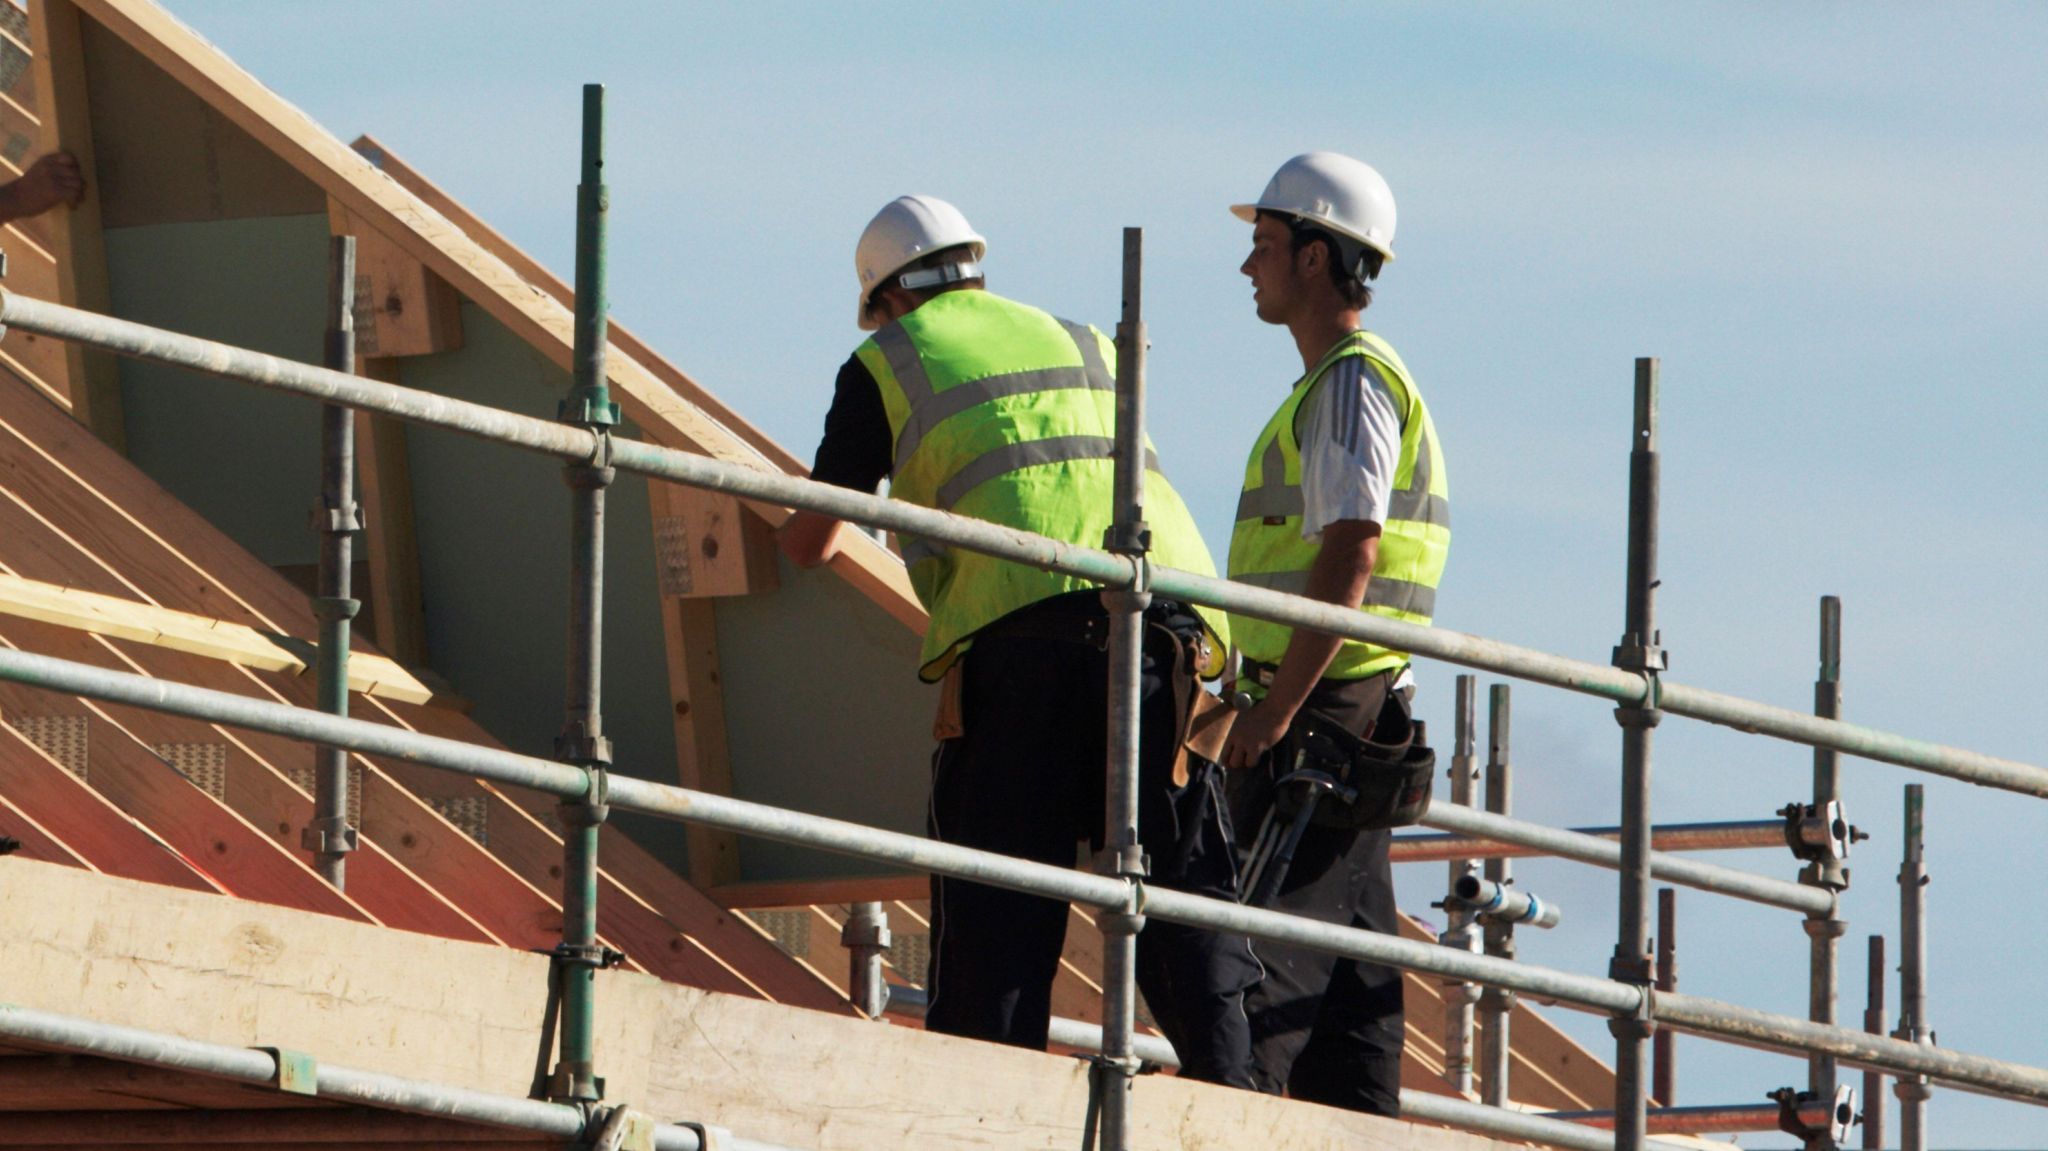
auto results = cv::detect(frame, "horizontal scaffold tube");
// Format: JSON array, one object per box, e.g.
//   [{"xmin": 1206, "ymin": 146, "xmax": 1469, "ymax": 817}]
[
  {"xmin": 0, "ymin": 1002, "xmax": 790, "ymax": 1151},
  {"xmin": 1392, "ymin": 818, "xmax": 1785, "ymax": 862},
  {"xmin": 1418, "ymin": 806, "xmax": 1831, "ymax": 916},
  {"xmin": 0, "ymin": 645, "xmax": 2041, "ymax": 1105},
  {"xmin": 2, "ymin": 289, "xmax": 2039, "ymax": 797}
]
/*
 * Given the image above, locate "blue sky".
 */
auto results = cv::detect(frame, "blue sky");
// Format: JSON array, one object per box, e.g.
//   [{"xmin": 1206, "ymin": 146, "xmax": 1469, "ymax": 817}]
[{"xmin": 165, "ymin": 3, "xmax": 2046, "ymax": 1144}]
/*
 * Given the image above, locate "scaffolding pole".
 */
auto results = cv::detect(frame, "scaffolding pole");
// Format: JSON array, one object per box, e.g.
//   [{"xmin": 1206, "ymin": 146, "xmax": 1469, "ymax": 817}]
[
  {"xmin": 842, "ymin": 902, "xmax": 890, "ymax": 1020},
  {"xmin": 1395, "ymin": 817, "xmax": 1788, "ymax": 862},
  {"xmin": 1092, "ymin": 225, "xmax": 1151, "ymax": 1151},
  {"xmin": 1654, "ymin": 888, "xmax": 1675, "ymax": 1105},
  {"xmin": 1440, "ymin": 673, "xmax": 1481, "ymax": 1096},
  {"xmin": 1479, "ymin": 682, "xmax": 1515, "ymax": 1107},
  {"xmin": 6, "ymin": 645, "xmax": 2042, "ymax": 1104},
  {"xmin": 304, "ymin": 234, "xmax": 360, "ymax": 889},
  {"xmin": 1863, "ymin": 934, "xmax": 1886, "ymax": 1149},
  {"xmin": 0, "ymin": 1002, "xmax": 775, "ymax": 1151},
  {"xmin": 1609, "ymin": 357, "xmax": 1665, "ymax": 1151},
  {"xmin": 546, "ymin": 83, "xmax": 622, "ymax": 1107},
  {"xmin": 1416, "ymin": 804, "xmax": 1830, "ymax": 915},
  {"xmin": 1895, "ymin": 784, "xmax": 1933, "ymax": 1150},
  {"xmin": 1803, "ymin": 594, "xmax": 1850, "ymax": 1146},
  {"xmin": 4, "ymin": 288, "xmax": 2041, "ymax": 798}
]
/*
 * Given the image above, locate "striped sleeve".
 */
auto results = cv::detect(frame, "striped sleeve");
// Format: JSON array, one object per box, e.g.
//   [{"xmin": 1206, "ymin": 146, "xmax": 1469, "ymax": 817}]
[{"xmin": 1297, "ymin": 356, "xmax": 1402, "ymax": 539}]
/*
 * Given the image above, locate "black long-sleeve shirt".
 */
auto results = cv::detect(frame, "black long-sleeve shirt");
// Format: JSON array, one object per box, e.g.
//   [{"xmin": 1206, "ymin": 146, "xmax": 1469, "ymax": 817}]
[{"xmin": 808, "ymin": 353, "xmax": 893, "ymax": 493}]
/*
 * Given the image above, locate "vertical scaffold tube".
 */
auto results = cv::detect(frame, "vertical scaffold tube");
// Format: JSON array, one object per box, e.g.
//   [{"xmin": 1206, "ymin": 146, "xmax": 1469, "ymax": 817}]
[
  {"xmin": 1479, "ymin": 682, "xmax": 1515, "ymax": 1107},
  {"xmin": 1863, "ymin": 934, "xmax": 1886, "ymax": 1150},
  {"xmin": 305, "ymin": 235, "xmax": 361, "ymax": 890},
  {"xmin": 1654, "ymin": 887, "xmax": 1676, "ymax": 1105},
  {"xmin": 1894, "ymin": 785, "xmax": 1931, "ymax": 1151},
  {"xmin": 843, "ymin": 902, "xmax": 891, "ymax": 1019},
  {"xmin": 1094, "ymin": 226, "xmax": 1151, "ymax": 1151},
  {"xmin": 1805, "ymin": 595, "xmax": 1848, "ymax": 1138},
  {"xmin": 1441, "ymin": 674, "xmax": 1481, "ymax": 1096},
  {"xmin": 1609, "ymin": 357, "xmax": 1666, "ymax": 1151},
  {"xmin": 548, "ymin": 82, "xmax": 621, "ymax": 1106}
]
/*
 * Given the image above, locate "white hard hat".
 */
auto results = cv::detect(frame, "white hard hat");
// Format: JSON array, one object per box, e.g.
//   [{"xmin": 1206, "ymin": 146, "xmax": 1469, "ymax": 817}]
[
  {"xmin": 1231, "ymin": 152, "xmax": 1397, "ymax": 271},
  {"xmin": 854, "ymin": 195, "xmax": 987, "ymax": 330}
]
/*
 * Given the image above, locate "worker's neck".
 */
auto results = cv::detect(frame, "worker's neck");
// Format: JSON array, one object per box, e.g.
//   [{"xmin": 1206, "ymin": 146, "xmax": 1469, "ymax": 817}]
[{"xmin": 1289, "ymin": 307, "xmax": 1364, "ymax": 374}]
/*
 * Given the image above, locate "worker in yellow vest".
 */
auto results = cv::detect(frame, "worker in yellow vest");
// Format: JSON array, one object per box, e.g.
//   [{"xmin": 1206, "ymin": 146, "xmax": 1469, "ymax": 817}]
[
  {"xmin": 782, "ymin": 196, "xmax": 1259, "ymax": 1086},
  {"xmin": 1218, "ymin": 154, "xmax": 1451, "ymax": 1115}
]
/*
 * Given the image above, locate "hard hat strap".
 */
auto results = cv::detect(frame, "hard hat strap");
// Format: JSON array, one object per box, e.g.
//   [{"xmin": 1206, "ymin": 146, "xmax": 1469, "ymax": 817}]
[{"xmin": 897, "ymin": 261, "xmax": 983, "ymax": 292}]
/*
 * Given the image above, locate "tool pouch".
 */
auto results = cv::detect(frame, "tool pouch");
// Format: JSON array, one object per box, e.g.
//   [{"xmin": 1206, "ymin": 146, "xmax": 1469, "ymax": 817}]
[
  {"xmin": 1276, "ymin": 707, "xmax": 1435, "ymax": 831},
  {"xmin": 932, "ymin": 662, "xmax": 966, "ymax": 741}
]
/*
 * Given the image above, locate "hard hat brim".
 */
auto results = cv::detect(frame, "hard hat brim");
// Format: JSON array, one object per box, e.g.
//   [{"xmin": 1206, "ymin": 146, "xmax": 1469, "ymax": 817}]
[{"xmin": 1229, "ymin": 201, "xmax": 1394, "ymax": 262}]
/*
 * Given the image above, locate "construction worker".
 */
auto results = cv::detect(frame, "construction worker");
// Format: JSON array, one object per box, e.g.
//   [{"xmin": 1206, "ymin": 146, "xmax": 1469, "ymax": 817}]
[
  {"xmin": 782, "ymin": 196, "xmax": 1259, "ymax": 1086},
  {"xmin": 1218, "ymin": 153, "xmax": 1451, "ymax": 1115}
]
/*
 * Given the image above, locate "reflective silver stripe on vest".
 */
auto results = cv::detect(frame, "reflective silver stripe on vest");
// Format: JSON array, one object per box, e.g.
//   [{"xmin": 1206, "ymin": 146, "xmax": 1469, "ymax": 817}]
[
  {"xmin": 936, "ymin": 436, "xmax": 1160, "ymax": 511},
  {"xmin": 871, "ymin": 322, "xmax": 929, "ymax": 404},
  {"xmin": 900, "ymin": 537, "xmax": 944, "ymax": 566},
  {"xmin": 1237, "ymin": 357, "xmax": 1448, "ymax": 530},
  {"xmin": 1236, "ymin": 482, "xmax": 1303, "ymax": 522},
  {"xmin": 883, "ymin": 318, "xmax": 1114, "ymax": 474},
  {"xmin": 1230, "ymin": 569, "xmax": 1437, "ymax": 617}
]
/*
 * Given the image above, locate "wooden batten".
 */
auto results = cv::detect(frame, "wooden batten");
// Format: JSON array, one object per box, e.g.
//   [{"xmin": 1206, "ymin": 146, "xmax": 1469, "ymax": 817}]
[
  {"xmin": 349, "ymin": 360, "xmax": 428, "ymax": 669},
  {"xmin": 25, "ymin": 0, "xmax": 121, "ymax": 450},
  {"xmin": 328, "ymin": 198, "xmax": 462, "ymax": 359},
  {"xmin": 649, "ymin": 478, "xmax": 741, "ymax": 890}
]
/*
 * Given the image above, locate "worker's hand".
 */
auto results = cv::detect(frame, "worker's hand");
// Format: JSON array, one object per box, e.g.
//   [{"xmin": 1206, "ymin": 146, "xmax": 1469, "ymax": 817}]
[
  {"xmin": 779, "ymin": 511, "xmax": 845, "ymax": 569},
  {"xmin": 2, "ymin": 152, "xmax": 86, "ymax": 222},
  {"xmin": 1221, "ymin": 696, "xmax": 1294, "ymax": 770}
]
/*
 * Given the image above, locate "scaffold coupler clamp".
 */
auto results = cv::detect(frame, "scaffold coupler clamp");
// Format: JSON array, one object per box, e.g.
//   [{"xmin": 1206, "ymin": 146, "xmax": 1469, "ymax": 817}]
[
  {"xmin": 582, "ymin": 1105, "xmax": 660, "ymax": 1151},
  {"xmin": 840, "ymin": 903, "xmax": 893, "ymax": 952},
  {"xmin": 676, "ymin": 1121, "xmax": 730, "ymax": 1151},
  {"xmin": 300, "ymin": 813, "xmax": 358, "ymax": 856},
  {"xmin": 1771, "ymin": 1083, "xmax": 1855, "ymax": 1146},
  {"xmin": 1606, "ymin": 971, "xmax": 1657, "ymax": 1043},
  {"xmin": 1610, "ymin": 629, "xmax": 1666, "ymax": 726}
]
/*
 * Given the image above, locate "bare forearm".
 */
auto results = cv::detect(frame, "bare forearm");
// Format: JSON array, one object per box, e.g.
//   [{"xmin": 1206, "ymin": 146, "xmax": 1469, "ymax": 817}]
[
  {"xmin": 779, "ymin": 510, "xmax": 845, "ymax": 568},
  {"xmin": 1262, "ymin": 526, "xmax": 1377, "ymax": 714}
]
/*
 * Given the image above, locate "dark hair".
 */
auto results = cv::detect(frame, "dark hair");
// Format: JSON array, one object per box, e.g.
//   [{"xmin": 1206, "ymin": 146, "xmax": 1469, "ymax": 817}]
[{"xmin": 1261, "ymin": 210, "xmax": 1378, "ymax": 310}]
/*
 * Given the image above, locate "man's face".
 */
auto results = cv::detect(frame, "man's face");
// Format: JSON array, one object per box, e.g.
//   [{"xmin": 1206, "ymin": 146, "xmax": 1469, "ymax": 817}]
[{"xmin": 1240, "ymin": 215, "xmax": 1306, "ymax": 325}]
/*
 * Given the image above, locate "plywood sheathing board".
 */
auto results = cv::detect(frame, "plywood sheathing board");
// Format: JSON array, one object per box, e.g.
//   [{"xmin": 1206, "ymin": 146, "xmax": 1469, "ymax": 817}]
[
  {"xmin": 1, "ymin": 860, "xmax": 1522, "ymax": 1151},
  {"xmin": 0, "ymin": 367, "xmax": 849, "ymax": 1012},
  {"xmin": 24, "ymin": 0, "xmax": 121, "ymax": 446}
]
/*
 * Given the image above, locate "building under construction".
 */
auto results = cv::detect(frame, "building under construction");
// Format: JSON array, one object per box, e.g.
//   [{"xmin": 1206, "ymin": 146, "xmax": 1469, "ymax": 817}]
[{"xmin": 0, "ymin": 3, "xmax": 2042, "ymax": 1150}]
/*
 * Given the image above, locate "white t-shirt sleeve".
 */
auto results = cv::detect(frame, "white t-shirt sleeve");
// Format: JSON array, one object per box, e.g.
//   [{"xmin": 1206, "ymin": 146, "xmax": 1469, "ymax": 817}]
[{"xmin": 1297, "ymin": 355, "xmax": 1403, "ymax": 540}]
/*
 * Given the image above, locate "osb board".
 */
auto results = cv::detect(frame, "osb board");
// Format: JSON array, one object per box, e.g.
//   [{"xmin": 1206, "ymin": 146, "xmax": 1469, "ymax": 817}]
[{"xmin": 0, "ymin": 860, "xmax": 1516, "ymax": 1151}]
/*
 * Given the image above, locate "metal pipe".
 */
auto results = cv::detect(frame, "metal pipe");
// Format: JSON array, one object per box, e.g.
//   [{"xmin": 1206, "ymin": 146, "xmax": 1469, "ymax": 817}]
[
  {"xmin": 305, "ymin": 234, "xmax": 360, "ymax": 889},
  {"xmin": 1396, "ymin": 817, "xmax": 1788, "ymax": 862},
  {"xmin": 1401, "ymin": 1092, "xmax": 1702, "ymax": 1151},
  {"xmin": 0, "ymin": 1002, "xmax": 791, "ymax": 1151},
  {"xmin": 1543, "ymin": 1098, "xmax": 1839, "ymax": 1135},
  {"xmin": 1454, "ymin": 875, "xmax": 1560, "ymax": 929},
  {"xmin": 1421, "ymin": 806, "xmax": 1830, "ymax": 915},
  {"xmin": 1479, "ymin": 684, "xmax": 1514, "ymax": 1106},
  {"xmin": 5, "ymin": 646, "xmax": 2048, "ymax": 1104},
  {"xmin": 842, "ymin": 902, "xmax": 890, "ymax": 1020},
  {"xmin": 5, "ymin": 287, "xmax": 2042, "ymax": 797},
  {"xmin": 546, "ymin": 83, "xmax": 619, "ymax": 1107},
  {"xmin": 1440, "ymin": 674, "xmax": 1481, "ymax": 1096},
  {"xmin": 1863, "ymin": 934, "xmax": 1886, "ymax": 1149},
  {"xmin": 1894, "ymin": 784, "xmax": 1932, "ymax": 1150},
  {"xmin": 887, "ymin": 986, "xmax": 1700, "ymax": 1151},
  {"xmin": 1609, "ymin": 357, "xmax": 1664, "ymax": 1151},
  {"xmin": 1653, "ymin": 888, "xmax": 1675, "ymax": 1105},
  {"xmin": 1093, "ymin": 225, "xmax": 1151, "ymax": 1151},
  {"xmin": 1805, "ymin": 595, "xmax": 1848, "ymax": 1128},
  {"xmin": 1415, "ymin": 806, "xmax": 1831, "ymax": 914}
]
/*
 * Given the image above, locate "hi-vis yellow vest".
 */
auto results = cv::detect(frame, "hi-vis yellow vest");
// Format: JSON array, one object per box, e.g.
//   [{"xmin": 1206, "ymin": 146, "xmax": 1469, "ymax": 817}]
[
  {"xmin": 859, "ymin": 290, "xmax": 1230, "ymax": 681},
  {"xmin": 1226, "ymin": 331, "xmax": 1449, "ymax": 682}
]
